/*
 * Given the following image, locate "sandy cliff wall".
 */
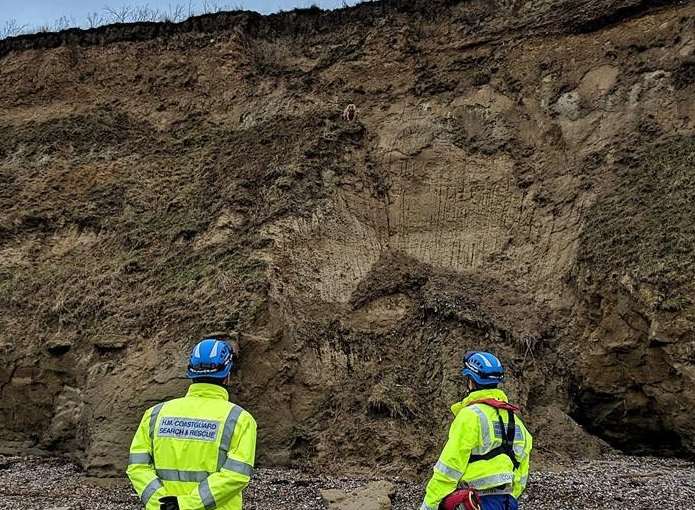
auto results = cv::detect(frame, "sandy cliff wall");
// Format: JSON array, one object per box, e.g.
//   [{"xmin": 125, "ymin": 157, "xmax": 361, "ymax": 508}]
[{"xmin": 0, "ymin": 0, "xmax": 693, "ymax": 475}]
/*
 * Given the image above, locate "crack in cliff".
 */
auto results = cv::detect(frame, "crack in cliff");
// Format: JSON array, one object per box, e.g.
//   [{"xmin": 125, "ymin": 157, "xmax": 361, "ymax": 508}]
[{"xmin": 0, "ymin": 364, "xmax": 18, "ymax": 397}]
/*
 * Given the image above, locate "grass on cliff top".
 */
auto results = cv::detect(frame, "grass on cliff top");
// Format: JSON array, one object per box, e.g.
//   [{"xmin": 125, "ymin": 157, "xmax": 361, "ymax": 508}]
[{"xmin": 579, "ymin": 136, "xmax": 695, "ymax": 297}]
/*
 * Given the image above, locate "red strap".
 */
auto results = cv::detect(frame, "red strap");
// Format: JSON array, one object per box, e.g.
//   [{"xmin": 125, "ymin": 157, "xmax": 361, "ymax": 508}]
[
  {"xmin": 467, "ymin": 398, "xmax": 521, "ymax": 413},
  {"xmin": 441, "ymin": 489, "xmax": 481, "ymax": 510}
]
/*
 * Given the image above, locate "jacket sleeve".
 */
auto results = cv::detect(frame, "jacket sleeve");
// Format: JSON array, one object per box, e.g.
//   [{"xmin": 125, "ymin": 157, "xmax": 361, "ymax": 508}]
[
  {"xmin": 420, "ymin": 410, "xmax": 479, "ymax": 510},
  {"xmin": 178, "ymin": 411, "xmax": 257, "ymax": 510},
  {"xmin": 126, "ymin": 406, "xmax": 166, "ymax": 510},
  {"xmin": 512, "ymin": 427, "xmax": 532, "ymax": 499}
]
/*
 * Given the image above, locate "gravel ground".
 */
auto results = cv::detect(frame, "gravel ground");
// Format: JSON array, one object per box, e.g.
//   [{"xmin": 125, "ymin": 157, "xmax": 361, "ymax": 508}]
[{"xmin": 0, "ymin": 455, "xmax": 694, "ymax": 509}]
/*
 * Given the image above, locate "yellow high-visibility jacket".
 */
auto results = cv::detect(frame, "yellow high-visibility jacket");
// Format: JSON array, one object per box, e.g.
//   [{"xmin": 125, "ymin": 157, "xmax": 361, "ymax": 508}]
[
  {"xmin": 126, "ymin": 383, "xmax": 257, "ymax": 510},
  {"xmin": 420, "ymin": 388, "xmax": 532, "ymax": 510}
]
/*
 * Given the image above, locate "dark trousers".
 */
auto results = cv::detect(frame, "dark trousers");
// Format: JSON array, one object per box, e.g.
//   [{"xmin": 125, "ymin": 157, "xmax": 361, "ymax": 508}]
[{"xmin": 480, "ymin": 495, "xmax": 518, "ymax": 510}]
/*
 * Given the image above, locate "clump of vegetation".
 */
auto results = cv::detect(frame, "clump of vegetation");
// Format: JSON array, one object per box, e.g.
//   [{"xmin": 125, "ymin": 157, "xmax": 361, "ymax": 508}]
[
  {"xmin": 657, "ymin": 294, "xmax": 692, "ymax": 312},
  {"xmin": 367, "ymin": 373, "xmax": 416, "ymax": 419},
  {"xmin": 578, "ymin": 137, "xmax": 695, "ymax": 295}
]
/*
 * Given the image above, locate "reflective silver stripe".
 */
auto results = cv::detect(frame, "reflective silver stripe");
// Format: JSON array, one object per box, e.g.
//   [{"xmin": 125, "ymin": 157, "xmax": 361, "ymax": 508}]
[
  {"xmin": 469, "ymin": 405, "xmax": 491, "ymax": 454},
  {"xmin": 493, "ymin": 422, "xmax": 523, "ymax": 441},
  {"xmin": 157, "ymin": 469, "xmax": 209, "ymax": 482},
  {"xmin": 519, "ymin": 475, "xmax": 529, "ymax": 487},
  {"xmin": 478, "ymin": 486, "xmax": 513, "ymax": 496},
  {"xmin": 141, "ymin": 478, "xmax": 163, "ymax": 505},
  {"xmin": 469, "ymin": 472, "xmax": 514, "ymax": 489},
  {"xmin": 199, "ymin": 478, "xmax": 216, "ymax": 510},
  {"xmin": 217, "ymin": 405, "xmax": 244, "ymax": 469},
  {"xmin": 222, "ymin": 458, "xmax": 254, "ymax": 477},
  {"xmin": 149, "ymin": 403, "xmax": 164, "ymax": 441},
  {"xmin": 434, "ymin": 459, "xmax": 463, "ymax": 480},
  {"xmin": 129, "ymin": 452, "xmax": 152, "ymax": 465},
  {"xmin": 513, "ymin": 444, "xmax": 525, "ymax": 458},
  {"xmin": 472, "ymin": 440, "xmax": 501, "ymax": 455},
  {"xmin": 419, "ymin": 503, "xmax": 437, "ymax": 510}
]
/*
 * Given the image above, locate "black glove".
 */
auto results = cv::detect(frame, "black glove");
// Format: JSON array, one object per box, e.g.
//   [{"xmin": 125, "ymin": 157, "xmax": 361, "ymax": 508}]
[{"xmin": 160, "ymin": 496, "xmax": 180, "ymax": 510}]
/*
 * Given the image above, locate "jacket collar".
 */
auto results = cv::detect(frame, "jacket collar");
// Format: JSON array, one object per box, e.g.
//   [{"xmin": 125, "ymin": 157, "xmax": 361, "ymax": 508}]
[
  {"xmin": 186, "ymin": 383, "xmax": 229, "ymax": 401},
  {"xmin": 451, "ymin": 388, "xmax": 509, "ymax": 416}
]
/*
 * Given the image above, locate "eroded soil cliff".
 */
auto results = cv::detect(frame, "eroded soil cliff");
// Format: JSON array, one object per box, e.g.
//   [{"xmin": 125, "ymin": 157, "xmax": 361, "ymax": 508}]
[{"xmin": 0, "ymin": 0, "xmax": 693, "ymax": 476}]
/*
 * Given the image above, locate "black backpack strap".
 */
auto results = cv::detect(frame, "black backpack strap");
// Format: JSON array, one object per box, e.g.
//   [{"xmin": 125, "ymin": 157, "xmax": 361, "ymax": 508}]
[
  {"xmin": 501, "ymin": 410, "xmax": 520, "ymax": 470},
  {"xmin": 469, "ymin": 408, "xmax": 520, "ymax": 470}
]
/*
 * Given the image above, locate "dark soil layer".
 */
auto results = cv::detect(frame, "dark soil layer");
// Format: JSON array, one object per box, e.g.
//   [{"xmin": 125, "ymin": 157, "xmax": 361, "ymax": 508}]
[{"xmin": 579, "ymin": 137, "xmax": 695, "ymax": 298}]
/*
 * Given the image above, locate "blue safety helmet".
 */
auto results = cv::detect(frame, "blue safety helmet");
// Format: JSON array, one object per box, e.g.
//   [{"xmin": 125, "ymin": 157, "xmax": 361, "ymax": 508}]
[
  {"xmin": 461, "ymin": 351, "xmax": 504, "ymax": 387},
  {"xmin": 187, "ymin": 338, "xmax": 234, "ymax": 380}
]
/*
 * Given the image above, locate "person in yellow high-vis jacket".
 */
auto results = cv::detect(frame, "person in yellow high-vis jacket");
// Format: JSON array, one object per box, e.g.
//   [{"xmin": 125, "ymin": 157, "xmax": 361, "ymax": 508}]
[
  {"xmin": 127, "ymin": 337, "xmax": 256, "ymax": 510},
  {"xmin": 421, "ymin": 352, "xmax": 532, "ymax": 510}
]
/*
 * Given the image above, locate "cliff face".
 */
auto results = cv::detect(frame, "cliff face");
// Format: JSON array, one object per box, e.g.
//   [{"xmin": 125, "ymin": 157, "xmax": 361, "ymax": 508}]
[{"xmin": 0, "ymin": 0, "xmax": 693, "ymax": 475}]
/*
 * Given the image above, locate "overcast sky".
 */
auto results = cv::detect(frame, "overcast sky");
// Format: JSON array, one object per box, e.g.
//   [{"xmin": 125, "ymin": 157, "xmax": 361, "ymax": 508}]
[{"xmin": 1, "ymin": 0, "xmax": 360, "ymax": 31}]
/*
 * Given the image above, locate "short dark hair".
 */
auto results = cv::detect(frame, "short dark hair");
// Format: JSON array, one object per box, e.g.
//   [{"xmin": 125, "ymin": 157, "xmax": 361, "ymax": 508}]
[
  {"xmin": 467, "ymin": 376, "xmax": 498, "ymax": 390},
  {"xmin": 192, "ymin": 377, "xmax": 227, "ymax": 386}
]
